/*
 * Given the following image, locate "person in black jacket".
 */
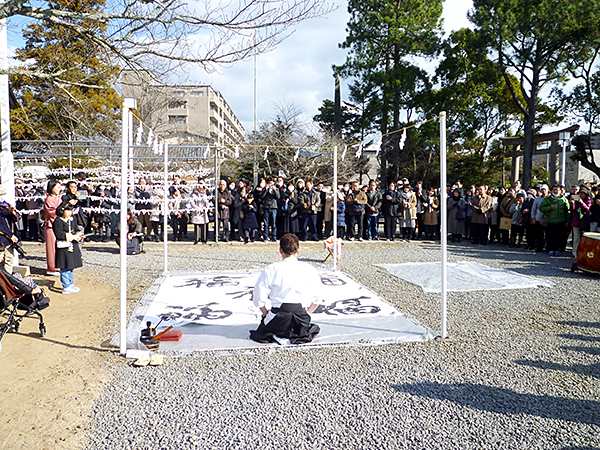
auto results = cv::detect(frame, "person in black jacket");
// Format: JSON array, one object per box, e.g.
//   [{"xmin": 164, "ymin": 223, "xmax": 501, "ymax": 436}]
[
  {"xmin": 259, "ymin": 178, "xmax": 281, "ymax": 242},
  {"xmin": 365, "ymin": 180, "xmax": 383, "ymax": 240},
  {"xmin": 414, "ymin": 181, "xmax": 428, "ymax": 240},
  {"xmin": 381, "ymin": 181, "xmax": 400, "ymax": 241}
]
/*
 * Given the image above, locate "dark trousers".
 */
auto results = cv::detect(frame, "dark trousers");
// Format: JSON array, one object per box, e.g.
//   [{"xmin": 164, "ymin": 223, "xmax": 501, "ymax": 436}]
[
  {"xmin": 525, "ymin": 222, "xmax": 536, "ymax": 249},
  {"xmin": 384, "ymin": 216, "xmax": 396, "ymax": 239},
  {"xmin": 471, "ymin": 222, "xmax": 489, "ymax": 244},
  {"xmin": 194, "ymin": 224, "xmax": 208, "ymax": 243},
  {"xmin": 316, "ymin": 211, "xmax": 325, "ymax": 239},
  {"xmin": 324, "ymin": 220, "xmax": 333, "ymax": 239},
  {"xmin": 346, "ymin": 214, "xmax": 361, "ymax": 239},
  {"xmin": 366, "ymin": 215, "xmax": 379, "ymax": 239},
  {"xmin": 546, "ymin": 223, "xmax": 565, "ymax": 252},
  {"xmin": 534, "ymin": 222, "xmax": 546, "ymax": 251},
  {"xmin": 151, "ymin": 220, "xmax": 163, "ymax": 240},
  {"xmin": 263, "ymin": 209, "xmax": 277, "ymax": 240},
  {"xmin": 171, "ymin": 215, "xmax": 187, "ymax": 240},
  {"xmin": 416, "ymin": 213, "xmax": 425, "ymax": 238},
  {"xmin": 218, "ymin": 218, "xmax": 229, "ymax": 240},
  {"xmin": 301, "ymin": 213, "xmax": 318, "ymax": 240}
]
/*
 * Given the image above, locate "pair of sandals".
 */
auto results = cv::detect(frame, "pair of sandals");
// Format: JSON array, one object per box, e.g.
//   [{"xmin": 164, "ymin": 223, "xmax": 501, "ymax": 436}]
[{"xmin": 133, "ymin": 353, "xmax": 164, "ymax": 367}]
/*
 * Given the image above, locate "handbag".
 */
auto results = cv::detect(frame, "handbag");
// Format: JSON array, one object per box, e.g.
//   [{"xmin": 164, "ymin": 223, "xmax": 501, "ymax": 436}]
[
  {"xmin": 539, "ymin": 213, "xmax": 549, "ymax": 227},
  {"xmin": 499, "ymin": 216, "xmax": 512, "ymax": 231}
]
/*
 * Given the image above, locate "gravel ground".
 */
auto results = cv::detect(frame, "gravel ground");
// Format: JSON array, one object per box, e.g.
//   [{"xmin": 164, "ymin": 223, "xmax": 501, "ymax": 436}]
[{"xmin": 23, "ymin": 238, "xmax": 600, "ymax": 449}]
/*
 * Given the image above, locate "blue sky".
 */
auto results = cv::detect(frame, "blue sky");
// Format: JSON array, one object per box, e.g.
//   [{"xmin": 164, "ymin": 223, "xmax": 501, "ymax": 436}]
[
  {"xmin": 198, "ymin": 0, "xmax": 475, "ymax": 133},
  {"xmin": 7, "ymin": 0, "xmax": 474, "ymax": 134}
]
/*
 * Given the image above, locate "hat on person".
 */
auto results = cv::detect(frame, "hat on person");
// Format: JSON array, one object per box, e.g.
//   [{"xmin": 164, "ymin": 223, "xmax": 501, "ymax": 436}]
[
  {"xmin": 516, "ymin": 189, "xmax": 526, "ymax": 198},
  {"xmin": 401, "ymin": 178, "xmax": 409, "ymax": 183},
  {"xmin": 539, "ymin": 184, "xmax": 549, "ymax": 190},
  {"xmin": 527, "ymin": 188, "xmax": 536, "ymax": 195},
  {"xmin": 296, "ymin": 178, "xmax": 304, "ymax": 185},
  {"xmin": 579, "ymin": 185, "xmax": 589, "ymax": 195}
]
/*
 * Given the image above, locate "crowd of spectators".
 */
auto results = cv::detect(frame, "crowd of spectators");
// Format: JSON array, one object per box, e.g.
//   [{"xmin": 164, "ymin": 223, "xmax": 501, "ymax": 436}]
[{"xmin": 8, "ymin": 174, "xmax": 600, "ymax": 260}]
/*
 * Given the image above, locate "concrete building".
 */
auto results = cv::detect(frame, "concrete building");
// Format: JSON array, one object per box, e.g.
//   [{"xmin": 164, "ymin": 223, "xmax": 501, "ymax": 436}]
[{"xmin": 121, "ymin": 71, "xmax": 245, "ymax": 157}]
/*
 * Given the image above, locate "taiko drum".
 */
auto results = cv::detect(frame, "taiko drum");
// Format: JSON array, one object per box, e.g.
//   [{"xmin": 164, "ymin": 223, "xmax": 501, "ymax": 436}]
[{"xmin": 576, "ymin": 232, "xmax": 600, "ymax": 274}]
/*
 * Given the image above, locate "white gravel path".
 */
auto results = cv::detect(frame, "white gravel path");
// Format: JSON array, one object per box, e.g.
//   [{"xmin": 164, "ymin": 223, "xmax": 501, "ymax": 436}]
[{"xmin": 23, "ymin": 239, "xmax": 600, "ymax": 449}]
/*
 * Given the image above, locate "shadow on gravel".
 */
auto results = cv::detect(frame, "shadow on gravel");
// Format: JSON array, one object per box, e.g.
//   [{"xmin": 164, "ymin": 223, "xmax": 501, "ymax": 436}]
[
  {"xmin": 559, "ymin": 447, "xmax": 600, "ymax": 450},
  {"xmin": 558, "ymin": 333, "xmax": 600, "ymax": 342},
  {"xmin": 392, "ymin": 381, "xmax": 600, "ymax": 425},
  {"xmin": 82, "ymin": 245, "xmax": 120, "ymax": 254},
  {"xmin": 514, "ymin": 359, "xmax": 600, "ymax": 380},
  {"xmin": 558, "ymin": 321, "xmax": 600, "ymax": 329}
]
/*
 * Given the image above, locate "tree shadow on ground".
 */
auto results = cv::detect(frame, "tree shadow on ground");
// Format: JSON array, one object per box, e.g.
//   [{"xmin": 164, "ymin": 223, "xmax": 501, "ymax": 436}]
[
  {"xmin": 515, "ymin": 320, "xmax": 600, "ymax": 380},
  {"xmin": 391, "ymin": 381, "xmax": 600, "ymax": 425}
]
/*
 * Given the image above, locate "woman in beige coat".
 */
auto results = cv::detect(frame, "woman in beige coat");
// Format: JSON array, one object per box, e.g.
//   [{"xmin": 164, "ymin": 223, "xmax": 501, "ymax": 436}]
[
  {"xmin": 423, "ymin": 188, "xmax": 439, "ymax": 239},
  {"xmin": 398, "ymin": 184, "xmax": 417, "ymax": 240}
]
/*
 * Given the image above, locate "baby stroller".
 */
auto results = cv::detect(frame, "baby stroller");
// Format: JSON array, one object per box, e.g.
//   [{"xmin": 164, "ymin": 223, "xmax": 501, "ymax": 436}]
[{"xmin": 0, "ymin": 271, "xmax": 50, "ymax": 343}]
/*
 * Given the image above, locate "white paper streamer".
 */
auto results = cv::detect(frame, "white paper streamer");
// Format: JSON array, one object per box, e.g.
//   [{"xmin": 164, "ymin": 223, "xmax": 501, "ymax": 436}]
[
  {"xmin": 135, "ymin": 123, "xmax": 144, "ymax": 145},
  {"xmin": 399, "ymin": 129, "xmax": 407, "ymax": 151},
  {"xmin": 355, "ymin": 144, "xmax": 362, "ymax": 159},
  {"xmin": 294, "ymin": 148, "xmax": 300, "ymax": 161},
  {"xmin": 263, "ymin": 146, "xmax": 269, "ymax": 160},
  {"xmin": 146, "ymin": 129, "xmax": 154, "ymax": 147},
  {"xmin": 341, "ymin": 145, "xmax": 347, "ymax": 161}
]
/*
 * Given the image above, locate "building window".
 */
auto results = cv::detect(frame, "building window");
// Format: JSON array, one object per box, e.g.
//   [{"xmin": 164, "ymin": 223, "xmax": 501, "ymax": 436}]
[
  {"xmin": 169, "ymin": 100, "xmax": 187, "ymax": 109},
  {"xmin": 190, "ymin": 90, "xmax": 204, "ymax": 97},
  {"xmin": 172, "ymin": 90, "xmax": 185, "ymax": 97},
  {"xmin": 169, "ymin": 115, "xmax": 187, "ymax": 125}
]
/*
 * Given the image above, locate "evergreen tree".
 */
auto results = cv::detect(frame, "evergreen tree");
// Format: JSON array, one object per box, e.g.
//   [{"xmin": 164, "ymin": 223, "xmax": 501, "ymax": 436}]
[
  {"xmin": 335, "ymin": 0, "xmax": 443, "ymax": 183},
  {"xmin": 470, "ymin": 0, "xmax": 600, "ymax": 188},
  {"xmin": 10, "ymin": 0, "xmax": 121, "ymax": 141}
]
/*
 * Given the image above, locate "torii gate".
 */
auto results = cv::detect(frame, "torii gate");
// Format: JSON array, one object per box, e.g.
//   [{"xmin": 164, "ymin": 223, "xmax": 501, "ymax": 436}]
[{"xmin": 500, "ymin": 125, "xmax": 579, "ymax": 187}]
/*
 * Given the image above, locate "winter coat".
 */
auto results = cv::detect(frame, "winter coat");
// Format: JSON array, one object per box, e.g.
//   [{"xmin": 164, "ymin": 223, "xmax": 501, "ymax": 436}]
[
  {"xmin": 242, "ymin": 201, "xmax": 259, "ymax": 229},
  {"xmin": 399, "ymin": 191, "xmax": 417, "ymax": 220},
  {"xmin": 345, "ymin": 189, "xmax": 368, "ymax": 216},
  {"xmin": 570, "ymin": 195, "xmax": 593, "ymax": 228},
  {"xmin": 509, "ymin": 201, "xmax": 524, "ymax": 225},
  {"xmin": 52, "ymin": 217, "xmax": 83, "ymax": 270},
  {"xmin": 216, "ymin": 188, "xmax": 233, "ymax": 220},
  {"xmin": 259, "ymin": 186, "xmax": 280, "ymax": 210},
  {"xmin": 190, "ymin": 191, "xmax": 211, "ymax": 225},
  {"xmin": 447, "ymin": 196, "xmax": 466, "ymax": 235},
  {"xmin": 298, "ymin": 188, "xmax": 321, "ymax": 215},
  {"xmin": 365, "ymin": 189, "xmax": 383, "ymax": 216},
  {"xmin": 323, "ymin": 191, "xmax": 336, "ymax": 222},
  {"xmin": 336, "ymin": 201, "xmax": 346, "ymax": 227},
  {"xmin": 471, "ymin": 194, "xmax": 493, "ymax": 224},
  {"xmin": 381, "ymin": 189, "xmax": 401, "ymax": 217},
  {"xmin": 539, "ymin": 195, "xmax": 570, "ymax": 224},
  {"xmin": 423, "ymin": 196, "xmax": 439, "ymax": 226}
]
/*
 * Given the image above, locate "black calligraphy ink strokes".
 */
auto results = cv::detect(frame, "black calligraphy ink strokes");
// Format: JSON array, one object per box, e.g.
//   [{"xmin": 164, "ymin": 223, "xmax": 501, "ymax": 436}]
[
  {"xmin": 315, "ymin": 296, "xmax": 381, "ymax": 316},
  {"xmin": 319, "ymin": 274, "xmax": 347, "ymax": 286},
  {"xmin": 157, "ymin": 302, "xmax": 233, "ymax": 321},
  {"xmin": 174, "ymin": 275, "xmax": 242, "ymax": 289},
  {"xmin": 225, "ymin": 286, "xmax": 254, "ymax": 300}
]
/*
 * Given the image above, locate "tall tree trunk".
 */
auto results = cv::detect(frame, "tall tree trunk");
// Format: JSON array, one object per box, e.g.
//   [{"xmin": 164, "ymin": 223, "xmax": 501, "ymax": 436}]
[
  {"xmin": 380, "ymin": 49, "xmax": 392, "ymax": 184},
  {"xmin": 522, "ymin": 72, "xmax": 539, "ymax": 190},
  {"xmin": 392, "ymin": 43, "xmax": 401, "ymax": 182}
]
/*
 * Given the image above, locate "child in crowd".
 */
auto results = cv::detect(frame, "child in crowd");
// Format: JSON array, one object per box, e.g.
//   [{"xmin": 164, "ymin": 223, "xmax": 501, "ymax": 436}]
[
  {"xmin": 52, "ymin": 203, "xmax": 83, "ymax": 294},
  {"xmin": 509, "ymin": 190, "xmax": 526, "ymax": 247},
  {"xmin": 336, "ymin": 192, "xmax": 346, "ymax": 239},
  {"xmin": 242, "ymin": 193, "xmax": 259, "ymax": 243}
]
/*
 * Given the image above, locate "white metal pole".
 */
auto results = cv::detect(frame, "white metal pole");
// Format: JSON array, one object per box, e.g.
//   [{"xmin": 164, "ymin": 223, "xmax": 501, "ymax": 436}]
[
  {"xmin": 214, "ymin": 147, "xmax": 219, "ymax": 243},
  {"xmin": 128, "ymin": 110, "xmax": 134, "ymax": 189},
  {"xmin": 163, "ymin": 142, "xmax": 169, "ymax": 274},
  {"xmin": 0, "ymin": 15, "xmax": 15, "ymax": 207},
  {"xmin": 120, "ymin": 99, "xmax": 136, "ymax": 356},
  {"xmin": 440, "ymin": 111, "xmax": 448, "ymax": 340},
  {"xmin": 561, "ymin": 140, "xmax": 567, "ymax": 187},
  {"xmin": 333, "ymin": 146, "xmax": 337, "ymax": 271}
]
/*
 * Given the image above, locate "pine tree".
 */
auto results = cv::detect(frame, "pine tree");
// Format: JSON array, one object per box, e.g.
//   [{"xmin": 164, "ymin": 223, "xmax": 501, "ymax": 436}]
[{"xmin": 10, "ymin": 0, "xmax": 121, "ymax": 141}]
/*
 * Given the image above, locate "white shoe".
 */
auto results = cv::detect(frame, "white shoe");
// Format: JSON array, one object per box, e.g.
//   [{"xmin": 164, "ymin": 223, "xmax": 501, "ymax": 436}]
[
  {"xmin": 62, "ymin": 286, "xmax": 80, "ymax": 294},
  {"xmin": 47, "ymin": 271, "xmax": 61, "ymax": 276}
]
